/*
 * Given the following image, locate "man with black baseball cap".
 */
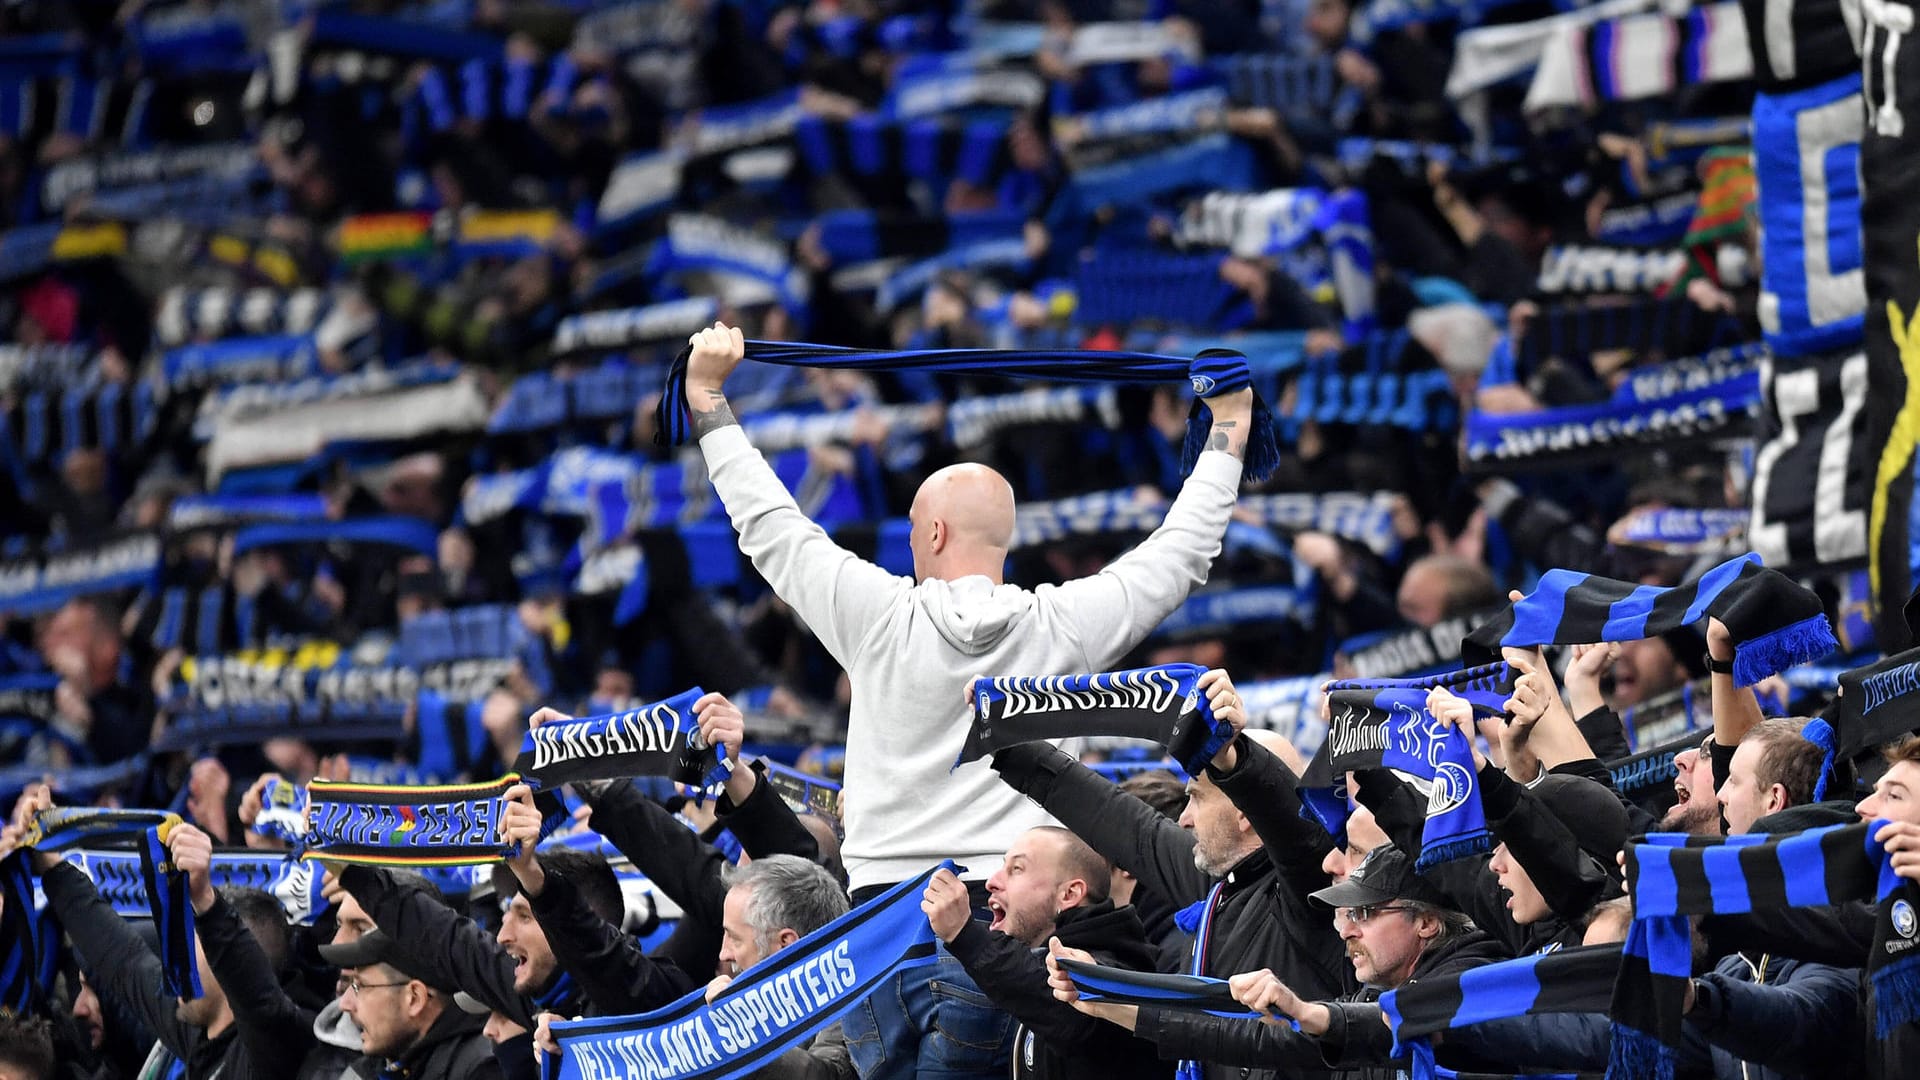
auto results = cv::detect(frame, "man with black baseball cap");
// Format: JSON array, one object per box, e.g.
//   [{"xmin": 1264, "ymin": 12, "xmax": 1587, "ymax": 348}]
[
  {"xmin": 319, "ymin": 931, "xmax": 498, "ymax": 1080},
  {"xmin": 1355, "ymin": 684, "xmax": 1629, "ymax": 955},
  {"xmin": 1052, "ymin": 846, "xmax": 1504, "ymax": 1079}
]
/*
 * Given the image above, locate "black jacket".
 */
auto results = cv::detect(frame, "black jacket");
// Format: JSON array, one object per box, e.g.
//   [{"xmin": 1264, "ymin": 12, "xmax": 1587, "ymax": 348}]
[
  {"xmin": 339, "ymin": 865, "xmax": 602, "ymax": 1031},
  {"xmin": 1356, "ymin": 768, "xmax": 1595, "ymax": 956},
  {"xmin": 42, "ymin": 863, "xmax": 317, "ymax": 1080},
  {"xmin": 541, "ymin": 770, "xmax": 822, "ymax": 1014},
  {"xmin": 994, "ymin": 739, "xmax": 1350, "ymax": 1080},
  {"xmin": 347, "ymin": 1006, "xmax": 497, "ymax": 1080},
  {"xmin": 1135, "ymin": 930, "xmax": 1510, "ymax": 1079},
  {"xmin": 945, "ymin": 900, "xmax": 1171, "ymax": 1080}
]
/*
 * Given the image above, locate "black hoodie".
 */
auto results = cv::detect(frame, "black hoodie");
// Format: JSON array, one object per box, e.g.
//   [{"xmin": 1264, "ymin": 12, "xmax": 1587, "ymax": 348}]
[{"xmin": 945, "ymin": 900, "xmax": 1172, "ymax": 1080}]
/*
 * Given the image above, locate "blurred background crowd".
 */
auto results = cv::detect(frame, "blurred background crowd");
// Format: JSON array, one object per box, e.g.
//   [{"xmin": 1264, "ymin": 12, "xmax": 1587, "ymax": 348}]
[{"xmin": 1, "ymin": 0, "xmax": 1843, "ymax": 818}]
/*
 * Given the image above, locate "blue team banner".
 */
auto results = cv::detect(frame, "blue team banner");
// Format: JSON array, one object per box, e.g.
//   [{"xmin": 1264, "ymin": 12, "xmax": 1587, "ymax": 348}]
[{"xmin": 546, "ymin": 863, "xmax": 950, "ymax": 1080}]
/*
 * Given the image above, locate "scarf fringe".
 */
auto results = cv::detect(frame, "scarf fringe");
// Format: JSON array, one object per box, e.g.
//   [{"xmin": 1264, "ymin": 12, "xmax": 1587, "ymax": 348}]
[
  {"xmin": 1414, "ymin": 829, "xmax": 1492, "ymax": 874},
  {"xmin": 1732, "ymin": 613, "xmax": 1838, "ymax": 687},
  {"xmin": 1872, "ymin": 948, "xmax": 1920, "ymax": 1037},
  {"xmin": 1172, "ymin": 896, "xmax": 1208, "ymax": 934},
  {"xmin": 1181, "ymin": 395, "xmax": 1281, "ymax": 483},
  {"xmin": 1606, "ymin": 1024, "xmax": 1678, "ymax": 1080}
]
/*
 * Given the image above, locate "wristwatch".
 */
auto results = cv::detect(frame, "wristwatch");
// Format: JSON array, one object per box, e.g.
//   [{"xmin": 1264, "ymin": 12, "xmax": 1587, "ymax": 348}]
[{"xmin": 1703, "ymin": 652, "xmax": 1736, "ymax": 676}]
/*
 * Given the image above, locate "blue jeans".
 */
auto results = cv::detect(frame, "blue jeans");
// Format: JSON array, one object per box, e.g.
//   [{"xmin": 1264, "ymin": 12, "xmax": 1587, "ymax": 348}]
[{"xmin": 842, "ymin": 948, "xmax": 1016, "ymax": 1080}]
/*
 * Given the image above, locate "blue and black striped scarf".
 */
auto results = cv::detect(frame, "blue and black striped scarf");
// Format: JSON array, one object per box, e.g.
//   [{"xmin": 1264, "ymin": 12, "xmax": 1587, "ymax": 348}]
[
  {"xmin": 655, "ymin": 340, "xmax": 1281, "ymax": 482},
  {"xmin": 1381, "ymin": 945, "xmax": 1620, "ymax": 1080},
  {"xmin": 1299, "ymin": 663, "xmax": 1513, "ymax": 867},
  {"xmin": 1615, "ymin": 821, "xmax": 1920, "ymax": 1079},
  {"xmin": 1463, "ymin": 554, "xmax": 1836, "ymax": 688}
]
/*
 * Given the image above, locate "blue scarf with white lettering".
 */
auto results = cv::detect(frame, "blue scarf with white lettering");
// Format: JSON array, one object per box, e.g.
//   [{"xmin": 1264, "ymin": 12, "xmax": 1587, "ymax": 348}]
[
  {"xmin": 1605, "ymin": 507, "xmax": 1750, "ymax": 554},
  {"xmin": 302, "ymin": 776, "xmax": 522, "ymax": 867},
  {"xmin": 1300, "ymin": 664, "xmax": 1512, "ymax": 870},
  {"xmin": 0, "ymin": 532, "xmax": 163, "ymax": 618},
  {"xmin": 545, "ymin": 862, "xmax": 951, "ymax": 1080},
  {"xmin": 1825, "ymin": 646, "xmax": 1920, "ymax": 762},
  {"xmin": 658, "ymin": 340, "xmax": 1279, "ymax": 481},
  {"xmin": 514, "ymin": 690, "xmax": 732, "ymax": 790},
  {"xmin": 1463, "ymin": 347, "xmax": 1762, "ymax": 473},
  {"xmin": 65, "ymin": 846, "xmax": 327, "ymax": 925},
  {"xmin": 959, "ymin": 664, "xmax": 1231, "ymax": 776}
]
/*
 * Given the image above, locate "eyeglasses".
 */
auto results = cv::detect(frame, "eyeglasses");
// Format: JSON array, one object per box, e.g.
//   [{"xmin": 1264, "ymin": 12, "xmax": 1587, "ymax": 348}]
[
  {"xmin": 1334, "ymin": 903, "xmax": 1415, "ymax": 927},
  {"xmin": 346, "ymin": 977, "xmax": 410, "ymax": 995}
]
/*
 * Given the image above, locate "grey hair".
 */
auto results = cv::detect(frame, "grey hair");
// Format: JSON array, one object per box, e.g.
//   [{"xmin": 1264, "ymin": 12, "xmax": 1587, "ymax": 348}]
[
  {"xmin": 721, "ymin": 855, "xmax": 849, "ymax": 950},
  {"xmin": 1402, "ymin": 900, "xmax": 1474, "ymax": 943}
]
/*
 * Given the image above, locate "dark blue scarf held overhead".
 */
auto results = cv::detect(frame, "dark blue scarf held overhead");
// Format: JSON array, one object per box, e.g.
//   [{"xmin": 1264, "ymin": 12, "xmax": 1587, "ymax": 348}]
[
  {"xmin": 959, "ymin": 664, "xmax": 1232, "ymax": 776},
  {"xmin": 514, "ymin": 689, "xmax": 733, "ymax": 791},
  {"xmin": 1462, "ymin": 554, "xmax": 1837, "ymax": 688},
  {"xmin": 1298, "ymin": 663, "xmax": 1514, "ymax": 866},
  {"xmin": 656, "ymin": 340, "xmax": 1281, "ymax": 482},
  {"xmin": 139, "ymin": 824, "xmax": 203, "ymax": 1001},
  {"xmin": 303, "ymin": 775, "xmax": 564, "ymax": 867}
]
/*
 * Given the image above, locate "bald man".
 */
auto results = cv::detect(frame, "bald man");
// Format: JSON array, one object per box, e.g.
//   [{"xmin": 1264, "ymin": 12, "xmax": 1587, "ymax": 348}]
[{"xmin": 685, "ymin": 323, "xmax": 1251, "ymax": 1079}]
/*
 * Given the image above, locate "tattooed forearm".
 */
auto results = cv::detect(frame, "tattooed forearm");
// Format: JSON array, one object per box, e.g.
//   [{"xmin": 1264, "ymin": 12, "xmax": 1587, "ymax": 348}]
[
  {"xmin": 1207, "ymin": 420, "xmax": 1245, "ymax": 459},
  {"xmin": 689, "ymin": 393, "xmax": 739, "ymax": 438}
]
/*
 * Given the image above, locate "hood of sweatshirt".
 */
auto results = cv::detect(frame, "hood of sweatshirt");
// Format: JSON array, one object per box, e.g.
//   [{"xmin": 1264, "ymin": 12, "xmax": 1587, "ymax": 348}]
[
  {"xmin": 313, "ymin": 998, "xmax": 364, "ymax": 1052},
  {"xmin": 918, "ymin": 574, "xmax": 1036, "ymax": 655},
  {"xmin": 1052, "ymin": 900, "xmax": 1160, "ymax": 972}
]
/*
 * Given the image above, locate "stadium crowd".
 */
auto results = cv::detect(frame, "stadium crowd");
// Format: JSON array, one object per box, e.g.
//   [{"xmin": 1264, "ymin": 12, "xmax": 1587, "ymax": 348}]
[{"xmin": 2, "ymin": 0, "xmax": 1920, "ymax": 1079}]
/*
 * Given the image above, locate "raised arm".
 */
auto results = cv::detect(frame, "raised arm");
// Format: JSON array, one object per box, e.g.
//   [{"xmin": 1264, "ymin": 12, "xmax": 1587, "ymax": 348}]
[
  {"xmin": 940, "ymin": 918, "xmax": 1114, "ymax": 1049},
  {"xmin": 1196, "ymin": 671, "xmax": 1333, "ymax": 896},
  {"xmin": 10, "ymin": 786, "xmax": 196, "ymax": 1060},
  {"xmin": 39, "ymin": 861, "xmax": 198, "ymax": 1060},
  {"xmin": 992, "ymin": 743, "xmax": 1212, "ymax": 911},
  {"xmin": 336, "ymin": 864, "xmax": 530, "ymax": 1027},
  {"xmin": 576, "ymin": 776, "xmax": 730, "ymax": 928},
  {"xmin": 683, "ymin": 322, "xmax": 910, "ymax": 664},
  {"xmin": 1707, "ymin": 617, "xmax": 1763, "ymax": 764},
  {"xmin": 172, "ymin": 825, "xmax": 315, "ymax": 1075},
  {"xmin": 1045, "ymin": 392, "xmax": 1249, "ymax": 669},
  {"xmin": 1478, "ymin": 764, "xmax": 1617, "ymax": 921}
]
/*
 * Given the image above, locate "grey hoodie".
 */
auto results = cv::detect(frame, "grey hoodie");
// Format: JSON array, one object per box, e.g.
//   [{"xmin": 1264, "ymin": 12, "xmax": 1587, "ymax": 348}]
[
  {"xmin": 702, "ymin": 424, "xmax": 1241, "ymax": 890},
  {"xmin": 295, "ymin": 1001, "xmax": 361, "ymax": 1080}
]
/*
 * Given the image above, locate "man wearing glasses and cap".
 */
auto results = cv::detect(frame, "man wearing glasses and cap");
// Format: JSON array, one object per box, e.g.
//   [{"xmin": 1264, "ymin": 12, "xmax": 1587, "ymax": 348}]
[
  {"xmin": 1049, "ymin": 846, "xmax": 1505, "ymax": 1079},
  {"xmin": 319, "ymin": 931, "xmax": 500, "ymax": 1080}
]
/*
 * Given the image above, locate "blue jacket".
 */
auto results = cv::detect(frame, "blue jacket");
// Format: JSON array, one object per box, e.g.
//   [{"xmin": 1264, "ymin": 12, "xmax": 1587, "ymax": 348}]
[{"xmin": 1438, "ymin": 952, "xmax": 1861, "ymax": 1080}]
